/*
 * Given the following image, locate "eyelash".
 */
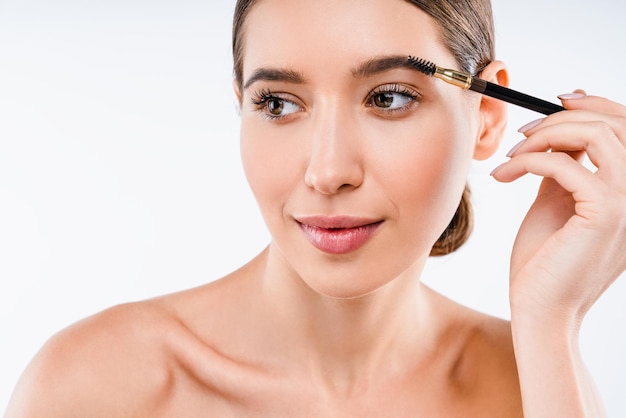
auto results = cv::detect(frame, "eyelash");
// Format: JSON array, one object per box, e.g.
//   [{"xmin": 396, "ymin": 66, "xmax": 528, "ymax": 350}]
[
  {"xmin": 250, "ymin": 88, "xmax": 276, "ymax": 106},
  {"xmin": 250, "ymin": 89, "xmax": 298, "ymax": 121},
  {"xmin": 365, "ymin": 84, "xmax": 421, "ymax": 114},
  {"xmin": 249, "ymin": 83, "xmax": 421, "ymax": 121}
]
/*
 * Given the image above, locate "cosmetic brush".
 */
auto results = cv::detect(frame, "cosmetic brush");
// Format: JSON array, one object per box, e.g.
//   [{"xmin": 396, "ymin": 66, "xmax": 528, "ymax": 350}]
[{"xmin": 407, "ymin": 56, "xmax": 564, "ymax": 115}]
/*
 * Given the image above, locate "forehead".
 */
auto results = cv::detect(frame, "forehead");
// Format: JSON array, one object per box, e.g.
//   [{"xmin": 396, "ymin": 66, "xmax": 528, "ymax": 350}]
[{"xmin": 241, "ymin": 0, "xmax": 456, "ymax": 81}]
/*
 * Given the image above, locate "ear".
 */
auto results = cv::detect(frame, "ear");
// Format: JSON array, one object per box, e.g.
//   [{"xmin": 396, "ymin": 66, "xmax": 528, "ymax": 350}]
[
  {"xmin": 233, "ymin": 79, "xmax": 243, "ymax": 104},
  {"xmin": 473, "ymin": 60, "xmax": 509, "ymax": 160}
]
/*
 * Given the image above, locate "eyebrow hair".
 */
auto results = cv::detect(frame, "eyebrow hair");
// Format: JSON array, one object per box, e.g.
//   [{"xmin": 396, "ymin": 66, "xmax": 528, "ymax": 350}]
[
  {"xmin": 243, "ymin": 54, "xmax": 418, "ymax": 90},
  {"xmin": 351, "ymin": 55, "xmax": 417, "ymax": 78},
  {"xmin": 243, "ymin": 68, "xmax": 306, "ymax": 89}
]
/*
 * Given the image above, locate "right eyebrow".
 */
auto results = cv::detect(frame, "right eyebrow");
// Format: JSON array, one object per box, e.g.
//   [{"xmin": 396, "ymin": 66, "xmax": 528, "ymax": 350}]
[{"xmin": 243, "ymin": 68, "xmax": 306, "ymax": 90}]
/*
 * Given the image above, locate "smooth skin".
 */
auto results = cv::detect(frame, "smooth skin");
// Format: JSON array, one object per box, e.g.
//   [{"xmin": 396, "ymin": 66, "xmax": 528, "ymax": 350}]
[
  {"xmin": 6, "ymin": 0, "xmax": 625, "ymax": 417},
  {"xmin": 495, "ymin": 90, "xmax": 626, "ymax": 417}
]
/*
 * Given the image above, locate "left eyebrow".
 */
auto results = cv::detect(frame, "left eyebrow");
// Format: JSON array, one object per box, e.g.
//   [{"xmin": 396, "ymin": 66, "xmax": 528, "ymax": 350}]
[{"xmin": 351, "ymin": 55, "xmax": 418, "ymax": 78}]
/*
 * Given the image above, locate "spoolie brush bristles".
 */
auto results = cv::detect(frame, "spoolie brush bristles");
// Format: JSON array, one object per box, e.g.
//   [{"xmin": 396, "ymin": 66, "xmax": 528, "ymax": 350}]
[{"xmin": 407, "ymin": 56, "xmax": 436, "ymax": 76}]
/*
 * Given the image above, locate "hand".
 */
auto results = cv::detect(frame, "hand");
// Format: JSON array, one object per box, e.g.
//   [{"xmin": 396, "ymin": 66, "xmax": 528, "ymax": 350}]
[{"xmin": 491, "ymin": 91, "xmax": 626, "ymax": 327}]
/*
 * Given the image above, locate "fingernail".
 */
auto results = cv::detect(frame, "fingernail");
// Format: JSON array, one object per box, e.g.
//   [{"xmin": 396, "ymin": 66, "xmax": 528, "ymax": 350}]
[
  {"xmin": 557, "ymin": 92, "xmax": 585, "ymax": 100},
  {"xmin": 517, "ymin": 118, "xmax": 544, "ymax": 133},
  {"xmin": 489, "ymin": 162, "xmax": 506, "ymax": 177},
  {"xmin": 506, "ymin": 138, "xmax": 526, "ymax": 157}
]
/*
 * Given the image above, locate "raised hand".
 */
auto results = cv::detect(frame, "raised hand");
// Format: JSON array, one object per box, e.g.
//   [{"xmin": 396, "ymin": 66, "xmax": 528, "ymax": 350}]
[{"xmin": 492, "ymin": 91, "xmax": 626, "ymax": 325}]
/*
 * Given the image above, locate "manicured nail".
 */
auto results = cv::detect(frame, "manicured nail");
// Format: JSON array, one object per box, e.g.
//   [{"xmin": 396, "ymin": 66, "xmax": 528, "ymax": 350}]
[
  {"xmin": 557, "ymin": 92, "xmax": 585, "ymax": 100},
  {"xmin": 506, "ymin": 138, "xmax": 526, "ymax": 157},
  {"xmin": 517, "ymin": 118, "xmax": 544, "ymax": 133},
  {"xmin": 490, "ymin": 162, "xmax": 506, "ymax": 176}
]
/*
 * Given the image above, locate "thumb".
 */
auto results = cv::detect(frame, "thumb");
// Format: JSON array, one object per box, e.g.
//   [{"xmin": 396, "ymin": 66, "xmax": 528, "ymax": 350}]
[{"xmin": 558, "ymin": 89, "xmax": 625, "ymax": 116}]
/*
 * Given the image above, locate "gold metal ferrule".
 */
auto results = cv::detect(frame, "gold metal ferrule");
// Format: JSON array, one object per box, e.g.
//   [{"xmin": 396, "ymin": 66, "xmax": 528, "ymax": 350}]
[{"xmin": 434, "ymin": 67, "xmax": 472, "ymax": 90}]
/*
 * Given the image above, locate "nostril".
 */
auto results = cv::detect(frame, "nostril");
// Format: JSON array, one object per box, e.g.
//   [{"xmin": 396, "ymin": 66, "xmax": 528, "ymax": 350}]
[
  {"xmin": 304, "ymin": 165, "xmax": 358, "ymax": 195},
  {"xmin": 304, "ymin": 173, "xmax": 360, "ymax": 195}
]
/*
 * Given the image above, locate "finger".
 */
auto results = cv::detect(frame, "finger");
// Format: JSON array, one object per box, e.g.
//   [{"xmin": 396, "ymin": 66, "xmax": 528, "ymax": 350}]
[
  {"xmin": 518, "ymin": 110, "xmax": 626, "ymax": 148},
  {"xmin": 558, "ymin": 91, "xmax": 626, "ymax": 117},
  {"xmin": 491, "ymin": 151, "xmax": 602, "ymax": 199},
  {"xmin": 510, "ymin": 121, "xmax": 626, "ymax": 171}
]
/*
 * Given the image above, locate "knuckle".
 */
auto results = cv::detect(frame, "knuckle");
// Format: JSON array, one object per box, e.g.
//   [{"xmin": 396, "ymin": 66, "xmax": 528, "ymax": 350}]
[
  {"xmin": 616, "ymin": 115, "xmax": 626, "ymax": 142},
  {"xmin": 589, "ymin": 120, "xmax": 614, "ymax": 140},
  {"xmin": 586, "ymin": 120, "xmax": 623, "ymax": 151}
]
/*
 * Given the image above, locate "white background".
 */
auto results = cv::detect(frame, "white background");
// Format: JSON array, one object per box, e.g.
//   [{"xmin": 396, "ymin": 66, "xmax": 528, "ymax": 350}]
[{"xmin": 1, "ymin": 0, "xmax": 625, "ymax": 414}]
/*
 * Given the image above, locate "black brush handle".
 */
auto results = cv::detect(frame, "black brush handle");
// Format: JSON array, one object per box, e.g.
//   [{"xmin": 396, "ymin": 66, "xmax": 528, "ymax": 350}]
[{"xmin": 470, "ymin": 78, "xmax": 565, "ymax": 115}]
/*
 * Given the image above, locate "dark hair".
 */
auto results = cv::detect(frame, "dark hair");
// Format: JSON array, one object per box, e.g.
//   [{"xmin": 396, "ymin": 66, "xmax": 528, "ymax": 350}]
[{"xmin": 232, "ymin": 0, "xmax": 495, "ymax": 256}]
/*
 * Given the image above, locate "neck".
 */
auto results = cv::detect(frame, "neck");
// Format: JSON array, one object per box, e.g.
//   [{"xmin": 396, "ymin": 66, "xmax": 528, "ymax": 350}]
[{"xmin": 258, "ymin": 245, "xmax": 443, "ymax": 394}]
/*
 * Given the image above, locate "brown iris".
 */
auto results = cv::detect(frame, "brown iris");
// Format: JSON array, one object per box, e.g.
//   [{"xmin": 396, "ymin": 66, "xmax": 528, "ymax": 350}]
[
  {"xmin": 267, "ymin": 99, "xmax": 284, "ymax": 115},
  {"xmin": 373, "ymin": 92, "xmax": 395, "ymax": 108}
]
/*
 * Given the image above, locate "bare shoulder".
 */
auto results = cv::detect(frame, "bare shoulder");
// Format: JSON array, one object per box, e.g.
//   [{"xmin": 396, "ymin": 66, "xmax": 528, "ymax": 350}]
[
  {"xmin": 5, "ymin": 261, "xmax": 267, "ymax": 418},
  {"xmin": 5, "ymin": 300, "xmax": 185, "ymax": 417},
  {"xmin": 422, "ymin": 285, "xmax": 521, "ymax": 415},
  {"xmin": 452, "ymin": 302, "xmax": 523, "ymax": 416}
]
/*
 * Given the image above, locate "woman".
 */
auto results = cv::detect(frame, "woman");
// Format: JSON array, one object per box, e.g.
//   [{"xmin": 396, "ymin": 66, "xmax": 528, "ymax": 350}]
[{"xmin": 6, "ymin": 0, "xmax": 625, "ymax": 416}]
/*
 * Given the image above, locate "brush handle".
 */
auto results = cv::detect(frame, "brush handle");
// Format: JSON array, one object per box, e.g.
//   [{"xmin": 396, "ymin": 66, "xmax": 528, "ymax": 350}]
[{"xmin": 470, "ymin": 78, "xmax": 565, "ymax": 115}]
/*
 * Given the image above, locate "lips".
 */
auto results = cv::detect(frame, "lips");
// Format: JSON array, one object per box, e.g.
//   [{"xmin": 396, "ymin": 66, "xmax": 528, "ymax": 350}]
[{"xmin": 296, "ymin": 216, "xmax": 383, "ymax": 255}]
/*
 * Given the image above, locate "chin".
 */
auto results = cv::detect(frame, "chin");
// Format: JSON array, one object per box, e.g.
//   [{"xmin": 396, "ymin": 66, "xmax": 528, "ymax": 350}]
[
  {"xmin": 295, "ymin": 261, "xmax": 412, "ymax": 300},
  {"xmin": 271, "ymin": 236, "xmax": 429, "ymax": 300}
]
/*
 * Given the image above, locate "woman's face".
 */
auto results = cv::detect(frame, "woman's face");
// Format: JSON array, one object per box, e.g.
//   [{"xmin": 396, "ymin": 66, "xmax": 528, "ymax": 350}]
[{"xmin": 238, "ymin": 0, "xmax": 484, "ymax": 298}]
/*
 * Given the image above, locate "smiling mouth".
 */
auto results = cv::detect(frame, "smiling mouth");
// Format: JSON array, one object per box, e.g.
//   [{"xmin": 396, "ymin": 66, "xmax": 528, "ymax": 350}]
[{"xmin": 296, "ymin": 217, "xmax": 383, "ymax": 255}]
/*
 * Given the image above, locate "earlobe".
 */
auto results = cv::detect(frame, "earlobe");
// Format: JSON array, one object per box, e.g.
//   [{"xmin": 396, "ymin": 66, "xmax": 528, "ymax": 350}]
[{"xmin": 473, "ymin": 60, "xmax": 509, "ymax": 160}]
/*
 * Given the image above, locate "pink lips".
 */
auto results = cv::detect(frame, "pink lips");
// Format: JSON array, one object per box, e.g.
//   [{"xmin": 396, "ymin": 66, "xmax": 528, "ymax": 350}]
[{"xmin": 296, "ymin": 216, "xmax": 383, "ymax": 255}]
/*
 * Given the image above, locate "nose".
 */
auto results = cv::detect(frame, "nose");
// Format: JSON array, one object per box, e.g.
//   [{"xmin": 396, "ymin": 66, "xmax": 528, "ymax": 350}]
[{"xmin": 304, "ymin": 104, "xmax": 364, "ymax": 195}]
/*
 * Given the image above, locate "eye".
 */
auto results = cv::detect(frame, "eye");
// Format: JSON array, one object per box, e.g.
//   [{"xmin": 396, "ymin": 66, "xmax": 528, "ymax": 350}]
[
  {"xmin": 366, "ymin": 84, "xmax": 420, "ymax": 114},
  {"xmin": 372, "ymin": 92, "xmax": 413, "ymax": 109},
  {"xmin": 251, "ymin": 89, "xmax": 302, "ymax": 120}
]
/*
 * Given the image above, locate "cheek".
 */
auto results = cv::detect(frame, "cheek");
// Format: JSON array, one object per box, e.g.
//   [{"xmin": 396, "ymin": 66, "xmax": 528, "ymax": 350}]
[
  {"xmin": 370, "ymin": 114, "xmax": 474, "ymax": 226},
  {"xmin": 240, "ymin": 123, "xmax": 303, "ymax": 220}
]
